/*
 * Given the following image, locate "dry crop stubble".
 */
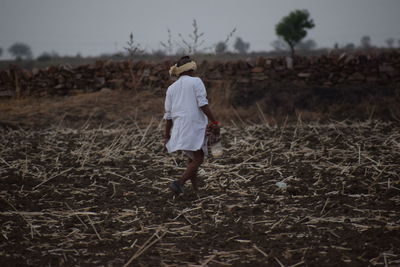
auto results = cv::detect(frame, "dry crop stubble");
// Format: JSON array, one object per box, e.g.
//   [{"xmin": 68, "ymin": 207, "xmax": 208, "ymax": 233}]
[{"xmin": 0, "ymin": 120, "xmax": 399, "ymax": 266}]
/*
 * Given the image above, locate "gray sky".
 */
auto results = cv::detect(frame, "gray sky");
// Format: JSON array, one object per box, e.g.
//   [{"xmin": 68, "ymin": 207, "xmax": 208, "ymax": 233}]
[{"xmin": 1, "ymin": 0, "xmax": 400, "ymax": 58}]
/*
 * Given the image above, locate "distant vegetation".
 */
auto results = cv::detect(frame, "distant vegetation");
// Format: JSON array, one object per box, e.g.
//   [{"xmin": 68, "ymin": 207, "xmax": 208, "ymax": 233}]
[
  {"xmin": 214, "ymin": 28, "xmax": 237, "ymax": 54},
  {"xmin": 172, "ymin": 19, "xmax": 236, "ymax": 55},
  {"xmin": 8, "ymin": 42, "xmax": 33, "ymax": 60},
  {"xmin": 271, "ymin": 38, "xmax": 317, "ymax": 53},
  {"xmin": 275, "ymin": 9, "xmax": 315, "ymax": 56},
  {"xmin": 386, "ymin": 38, "xmax": 395, "ymax": 48},
  {"xmin": 37, "ymin": 51, "xmax": 60, "ymax": 62},
  {"xmin": 234, "ymin": 37, "xmax": 250, "ymax": 54},
  {"xmin": 124, "ymin": 33, "xmax": 145, "ymax": 59},
  {"xmin": 360, "ymin": 35, "xmax": 372, "ymax": 49},
  {"xmin": 1, "ymin": 14, "xmax": 399, "ymax": 70}
]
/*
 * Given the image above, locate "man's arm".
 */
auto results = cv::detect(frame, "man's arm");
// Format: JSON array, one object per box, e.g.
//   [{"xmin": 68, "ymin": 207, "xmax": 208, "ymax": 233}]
[
  {"xmin": 165, "ymin": 119, "xmax": 173, "ymax": 139},
  {"xmin": 200, "ymin": 105, "xmax": 217, "ymax": 123},
  {"xmin": 200, "ymin": 105, "xmax": 220, "ymax": 136},
  {"xmin": 164, "ymin": 119, "xmax": 173, "ymax": 150}
]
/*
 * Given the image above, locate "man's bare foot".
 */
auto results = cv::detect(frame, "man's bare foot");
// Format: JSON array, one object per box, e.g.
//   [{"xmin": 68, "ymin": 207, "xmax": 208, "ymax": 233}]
[{"xmin": 170, "ymin": 180, "xmax": 184, "ymax": 195}]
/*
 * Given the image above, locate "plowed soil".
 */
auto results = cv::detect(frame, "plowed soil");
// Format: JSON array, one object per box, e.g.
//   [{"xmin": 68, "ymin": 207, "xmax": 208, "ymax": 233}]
[{"xmin": 1, "ymin": 119, "xmax": 399, "ymax": 266}]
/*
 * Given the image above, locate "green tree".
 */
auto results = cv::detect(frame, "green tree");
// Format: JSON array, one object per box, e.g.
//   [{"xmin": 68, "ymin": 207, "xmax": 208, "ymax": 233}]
[
  {"xmin": 8, "ymin": 42, "xmax": 33, "ymax": 60},
  {"xmin": 0, "ymin": 47, "xmax": 3, "ymax": 58},
  {"xmin": 234, "ymin": 37, "xmax": 250, "ymax": 54},
  {"xmin": 275, "ymin": 9, "xmax": 315, "ymax": 56}
]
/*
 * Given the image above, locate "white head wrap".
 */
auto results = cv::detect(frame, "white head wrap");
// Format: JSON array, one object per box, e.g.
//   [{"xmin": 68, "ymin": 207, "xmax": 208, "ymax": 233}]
[{"xmin": 169, "ymin": 61, "xmax": 197, "ymax": 77}]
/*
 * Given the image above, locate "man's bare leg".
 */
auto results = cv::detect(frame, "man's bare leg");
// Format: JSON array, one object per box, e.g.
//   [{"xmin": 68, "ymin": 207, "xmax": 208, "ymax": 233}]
[
  {"xmin": 186, "ymin": 158, "xmax": 201, "ymax": 191},
  {"xmin": 178, "ymin": 150, "xmax": 204, "ymax": 189}
]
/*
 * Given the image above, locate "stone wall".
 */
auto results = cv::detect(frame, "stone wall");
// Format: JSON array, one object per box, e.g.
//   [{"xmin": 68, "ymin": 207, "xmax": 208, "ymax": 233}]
[{"xmin": 1, "ymin": 52, "xmax": 399, "ymax": 113}]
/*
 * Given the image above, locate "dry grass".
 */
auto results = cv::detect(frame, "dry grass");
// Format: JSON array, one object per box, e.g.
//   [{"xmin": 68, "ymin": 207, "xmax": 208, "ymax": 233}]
[
  {"xmin": 0, "ymin": 119, "xmax": 399, "ymax": 266},
  {"xmin": 0, "ymin": 89, "xmax": 280, "ymax": 129},
  {"xmin": 3, "ymin": 82, "xmax": 394, "ymax": 130},
  {"xmin": 0, "ymin": 90, "xmax": 165, "ymax": 128}
]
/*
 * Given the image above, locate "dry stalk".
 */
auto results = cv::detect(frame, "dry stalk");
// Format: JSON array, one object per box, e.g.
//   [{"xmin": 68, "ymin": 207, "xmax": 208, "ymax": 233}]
[
  {"xmin": 33, "ymin": 167, "xmax": 73, "ymax": 189},
  {"xmin": 0, "ymin": 196, "xmax": 40, "ymax": 237},
  {"xmin": 253, "ymin": 244, "xmax": 269, "ymax": 258},
  {"xmin": 123, "ymin": 230, "xmax": 166, "ymax": 266},
  {"xmin": 87, "ymin": 215, "xmax": 102, "ymax": 240},
  {"xmin": 64, "ymin": 202, "xmax": 88, "ymax": 229},
  {"xmin": 275, "ymin": 257, "xmax": 285, "ymax": 267}
]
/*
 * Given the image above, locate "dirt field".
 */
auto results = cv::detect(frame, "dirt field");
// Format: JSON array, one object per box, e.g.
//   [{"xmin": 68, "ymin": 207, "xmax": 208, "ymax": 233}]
[
  {"xmin": 0, "ymin": 91, "xmax": 167, "ymax": 129},
  {"xmin": 1, "ymin": 117, "xmax": 399, "ymax": 266}
]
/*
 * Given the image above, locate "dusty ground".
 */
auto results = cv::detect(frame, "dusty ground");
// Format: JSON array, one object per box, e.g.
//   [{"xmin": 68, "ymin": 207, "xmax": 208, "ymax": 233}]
[
  {"xmin": 0, "ymin": 90, "xmax": 167, "ymax": 129},
  {"xmin": 0, "ymin": 89, "xmax": 327, "ymax": 130},
  {"xmin": 1, "ymin": 118, "xmax": 399, "ymax": 266}
]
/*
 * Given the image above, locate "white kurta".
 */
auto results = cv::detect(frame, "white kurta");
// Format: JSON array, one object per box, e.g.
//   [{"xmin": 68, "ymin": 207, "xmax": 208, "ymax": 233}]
[{"xmin": 164, "ymin": 75, "xmax": 209, "ymax": 153}]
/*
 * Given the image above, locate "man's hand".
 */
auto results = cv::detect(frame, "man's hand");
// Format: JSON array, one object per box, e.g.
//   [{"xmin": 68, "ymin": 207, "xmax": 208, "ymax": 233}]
[
  {"xmin": 206, "ymin": 123, "xmax": 220, "ymax": 146},
  {"xmin": 207, "ymin": 123, "xmax": 220, "ymax": 136}
]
